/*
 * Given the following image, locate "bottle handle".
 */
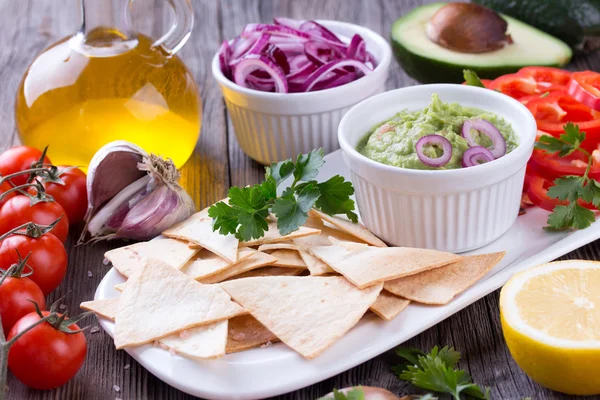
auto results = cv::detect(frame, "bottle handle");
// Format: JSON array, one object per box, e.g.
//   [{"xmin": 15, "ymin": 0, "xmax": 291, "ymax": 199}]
[{"xmin": 152, "ymin": 0, "xmax": 194, "ymax": 55}]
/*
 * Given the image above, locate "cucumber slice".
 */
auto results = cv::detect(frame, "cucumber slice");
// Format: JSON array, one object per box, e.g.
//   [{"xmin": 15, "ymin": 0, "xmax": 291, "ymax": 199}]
[{"xmin": 391, "ymin": 2, "xmax": 572, "ymax": 83}]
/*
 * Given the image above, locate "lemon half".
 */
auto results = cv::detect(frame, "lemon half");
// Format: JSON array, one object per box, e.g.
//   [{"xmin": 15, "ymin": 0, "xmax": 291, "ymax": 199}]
[{"xmin": 500, "ymin": 260, "xmax": 600, "ymax": 395}]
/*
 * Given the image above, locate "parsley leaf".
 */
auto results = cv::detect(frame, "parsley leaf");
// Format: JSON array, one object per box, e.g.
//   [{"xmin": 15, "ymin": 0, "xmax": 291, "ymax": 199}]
[
  {"xmin": 579, "ymin": 180, "xmax": 600, "ymax": 208},
  {"xmin": 317, "ymin": 387, "xmax": 365, "ymax": 400},
  {"xmin": 394, "ymin": 346, "xmax": 490, "ymax": 400},
  {"xmin": 547, "ymin": 203, "xmax": 595, "ymax": 230},
  {"xmin": 535, "ymin": 122, "xmax": 585, "ymax": 157},
  {"xmin": 294, "ymin": 148, "xmax": 325, "ymax": 183},
  {"xmin": 209, "ymin": 148, "xmax": 358, "ymax": 240},
  {"xmin": 316, "ymin": 175, "xmax": 359, "ymax": 222},
  {"xmin": 547, "ymin": 176, "xmax": 584, "ymax": 202},
  {"xmin": 463, "ymin": 70, "xmax": 485, "ymax": 88}
]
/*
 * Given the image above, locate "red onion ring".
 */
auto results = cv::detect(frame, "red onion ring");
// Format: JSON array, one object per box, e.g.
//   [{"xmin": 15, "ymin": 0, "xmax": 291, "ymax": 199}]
[
  {"xmin": 233, "ymin": 54, "xmax": 288, "ymax": 93},
  {"xmin": 461, "ymin": 146, "xmax": 495, "ymax": 168},
  {"xmin": 300, "ymin": 59, "xmax": 373, "ymax": 92},
  {"xmin": 461, "ymin": 119, "xmax": 506, "ymax": 159},
  {"xmin": 299, "ymin": 20, "xmax": 343, "ymax": 43},
  {"xmin": 415, "ymin": 135, "xmax": 453, "ymax": 167},
  {"xmin": 347, "ymin": 34, "xmax": 367, "ymax": 62},
  {"xmin": 218, "ymin": 41, "xmax": 232, "ymax": 79}
]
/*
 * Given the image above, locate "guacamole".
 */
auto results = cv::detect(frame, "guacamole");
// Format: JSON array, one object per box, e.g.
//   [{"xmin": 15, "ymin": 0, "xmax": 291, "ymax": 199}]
[{"xmin": 357, "ymin": 94, "xmax": 518, "ymax": 170}]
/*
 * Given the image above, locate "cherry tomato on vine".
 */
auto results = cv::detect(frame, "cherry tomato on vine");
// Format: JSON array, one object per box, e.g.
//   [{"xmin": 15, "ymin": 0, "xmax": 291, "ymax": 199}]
[
  {"xmin": 28, "ymin": 166, "xmax": 88, "ymax": 224},
  {"xmin": 0, "ymin": 146, "xmax": 51, "ymax": 186},
  {"xmin": 0, "ymin": 179, "xmax": 16, "ymax": 208},
  {"xmin": 0, "ymin": 233, "xmax": 67, "ymax": 295},
  {"xmin": 7, "ymin": 311, "xmax": 87, "ymax": 390},
  {"xmin": 0, "ymin": 196, "xmax": 69, "ymax": 242},
  {"xmin": 0, "ymin": 271, "xmax": 45, "ymax": 336}
]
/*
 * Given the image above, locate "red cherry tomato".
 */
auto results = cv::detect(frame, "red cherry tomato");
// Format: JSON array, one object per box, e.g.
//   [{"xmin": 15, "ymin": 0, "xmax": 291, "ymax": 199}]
[
  {"xmin": 0, "ymin": 274, "xmax": 45, "ymax": 336},
  {"xmin": 526, "ymin": 91, "xmax": 600, "ymax": 152},
  {"xmin": 0, "ymin": 233, "xmax": 67, "ymax": 295},
  {"xmin": 518, "ymin": 66, "xmax": 571, "ymax": 92},
  {"xmin": 8, "ymin": 311, "xmax": 87, "ymax": 390},
  {"xmin": 0, "ymin": 146, "xmax": 51, "ymax": 186},
  {"xmin": 28, "ymin": 167, "xmax": 88, "ymax": 224},
  {"xmin": 567, "ymin": 71, "xmax": 600, "ymax": 111},
  {"xmin": 0, "ymin": 196, "xmax": 69, "ymax": 242}
]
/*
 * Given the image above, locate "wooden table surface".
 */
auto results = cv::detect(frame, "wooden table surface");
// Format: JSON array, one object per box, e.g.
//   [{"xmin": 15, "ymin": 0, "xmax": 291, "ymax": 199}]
[{"xmin": 2, "ymin": 0, "xmax": 600, "ymax": 399}]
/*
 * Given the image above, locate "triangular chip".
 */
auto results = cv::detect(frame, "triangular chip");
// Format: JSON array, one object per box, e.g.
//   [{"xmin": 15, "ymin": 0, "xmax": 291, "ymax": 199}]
[
  {"xmin": 198, "ymin": 250, "xmax": 277, "ymax": 284},
  {"xmin": 298, "ymin": 249, "xmax": 333, "ymax": 276},
  {"xmin": 81, "ymin": 298, "xmax": 120, "ymax": 320},
  {"xmin": 221, "ymin": 276, "xmax": 382, "ymax": 359},
  {"xmin": 310, "ymin": 244, "xmax": 461, "ymax": 289},
  {"xmin": 182, "ymin": 248, "xmax": 254, "ymax": 281},
  {"xmin": 159, "ymin": 321, "xmax": 228, "ymax": 360},
  {"xmin": 309, "ymin": 209, "xmax": 387, "ymax": 247},
  {"xmin": 105, "ymin": 238, "xmax": 198, "ymax": 278},
  {"xmin": 270, "ymin": 249, "xmax": 306, "ymax": 268},
  {"xmin": 384, "ymin": 252, "xmax": 505, "ymax": 305},
  {"xmin": 231, "ymin": 266, "xmax": 305, "ymax": 279},
  {"xmin": 80, "ymin": 298, "xmax": 228, "ymax": 359},
  {"xmin": 257, "ymin": 243, "xmax": 300, "ymax": 252},
  {"xmin": 226, "ymin": 315, "xmax": 279, "ymax": 353},
  {"xmin": 163, "ymin": 212, "xmax": 239, "ymax": 263},
  {"xmin": 241, "ymin": 217, "xmax": 320, "ymax": 247},
  {"xmin": 114, "ymin": 259, "xmax": 246, "ymax": 348},
  {"xmin": 369, "ymin": 291, "xmax": 410, "ymax": 321},
  {"xmin": 294, "ymin": 213, "xmax": 366, "ymax": 248}
]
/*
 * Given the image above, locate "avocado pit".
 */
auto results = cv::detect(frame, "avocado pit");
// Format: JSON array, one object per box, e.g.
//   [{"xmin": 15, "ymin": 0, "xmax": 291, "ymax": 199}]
[{"xmin": 426, "ymin": 2, "xmax": 512, "ymax": 53}]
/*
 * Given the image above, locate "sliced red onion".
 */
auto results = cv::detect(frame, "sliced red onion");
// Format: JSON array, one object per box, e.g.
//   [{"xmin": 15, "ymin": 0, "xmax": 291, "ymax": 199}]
[
  {"xmin": 273, "ymin": 17, "xmax": 303, "ymax": 29},
  {"xmin": 218, "ymin": 41, "xmax": 232, "ymax": 79},
  {"xmin": 233, "ymin": 54, "xmax": 288, "ymax": 93},
  {"xmin": 231, "ymin": 32, "xmax": 261, "ymax": 60},
  {"xmin": 247, "ymin": 33, "xmax": 271, "ymax": 55},
  {"xmin": 301, "ymin": 59, "xmax": 372, "ymax": 92},
  {"xmin": 347, "ymin": 34, "xmax": 367, "ymax": 62},
  {"xmin": 263, "ymin": 43, "xmax": 290, "ymax": 74},
  {"xmin": 462, "ymin": 146, "xmax": 495, "ymax": 168},
  {"xmin": 304, "ymin": 41, "xmax": 340, "ymax": 65},
  {"xmin": 299, "ymin": 20, "xmax": 342, "ymax": 43},
  {"xmin": 243, "ymin": 23, "xmax": 311, "ymax": 40},
  {"xmin": 313, "ymin": 71, "xmax": 357, "ymax": 91},
  {"xmin": 415, "ymin": 135, "xmax": 453, "ymax": 167},
  {"xmin": 461, "ymin": 119, "xmax": 506, "ymax": 158}
]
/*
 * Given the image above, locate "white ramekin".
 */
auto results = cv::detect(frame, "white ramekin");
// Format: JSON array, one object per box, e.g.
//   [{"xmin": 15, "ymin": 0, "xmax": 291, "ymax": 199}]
[
  {"xmin": 338, "ymin": 84, "xmax": 537, "ymax": 253},
  {"xmin": 212, "ymin": 20, "xmax": 392, "ymax": 165}
]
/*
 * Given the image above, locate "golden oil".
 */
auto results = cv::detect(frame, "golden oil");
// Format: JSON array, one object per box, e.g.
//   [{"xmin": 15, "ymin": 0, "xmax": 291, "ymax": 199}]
[{"xmin": 15, "ymin": 31, "xmax": 201, "ymax": 169}]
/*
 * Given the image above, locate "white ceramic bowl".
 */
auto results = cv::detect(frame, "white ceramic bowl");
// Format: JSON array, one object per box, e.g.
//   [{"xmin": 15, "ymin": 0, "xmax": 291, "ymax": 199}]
[
  {"xmin": 212, "ymin": 20, "xmax": 392, "ymax": 165},
  {"xmin": 338, "ymin": 84, "xmax": 537, "ymax": 253}
]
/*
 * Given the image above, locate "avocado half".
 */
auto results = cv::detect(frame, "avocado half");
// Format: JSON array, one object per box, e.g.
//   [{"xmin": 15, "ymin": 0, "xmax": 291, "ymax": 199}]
[{"xmin": 391, "ymin": 2, "xmax": 573, "ymax": 83}]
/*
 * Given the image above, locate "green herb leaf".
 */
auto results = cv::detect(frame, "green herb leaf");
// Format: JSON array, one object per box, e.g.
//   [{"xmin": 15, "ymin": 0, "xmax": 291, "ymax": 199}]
[
  {"xmin": 207, "ymin": 202, "xmax": 238, "ymax": 236},
  {"xmin": 266, "ymin": 159, "xmax": 294, "ymax": 186},
  {"xmin": 535, "ymin": 123, "xmax": 586, "ymax": 157},
  {"xmin": 394, "ymin": 346, "xmax": 490, "ymax": 400},
  {"xmin": 317, "ymin": 387, "xmax": 365, "ymax": 400},
  {"xmin": 547, "ymin": 176, "xmax": 584, "ymax": 202},
  {"xmin": 316, "ymin": 175, "xmax": 358, "ymax": 222},
  {"xmin": 237, "ymin": 210, "xmax": 269, "ymax": 241},
  {"xmin": 294, "ymin": 148, "xmax": 325, "ymax": 183},
  {"xmin": 463, "ymin": 70, "xmax": 485, "ymax": 88},
  {"xmin": 548, "ymin": 203, "xmax": 596, "ymax": 230},
  {"xmin": 272, "ymin": 186, "xmax": 319, "ymax": 235},
  {"xmin": 579, "ymin": 180, "xmax": 600, "ymax": 208}
]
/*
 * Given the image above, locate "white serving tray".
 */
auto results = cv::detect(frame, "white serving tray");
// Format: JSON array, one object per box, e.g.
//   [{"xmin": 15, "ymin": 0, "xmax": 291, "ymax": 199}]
[{"xmin": 95, "ymin": 150, "xmax": 600, "ymax": 400}]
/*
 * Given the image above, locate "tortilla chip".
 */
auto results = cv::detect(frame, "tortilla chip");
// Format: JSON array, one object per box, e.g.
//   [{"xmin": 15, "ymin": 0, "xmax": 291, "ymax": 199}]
[
  {"xmin": 80, "ymin": 298, "xmax": 120, "ymax": 320},
  {"xmin": 293, "ymin": 214, "xmax": 365, "ymax": 248},
  {"xmin": 230, "ymin": 266, "xmax": 305, "ymax": 279},
  {"xmin": 270, "ymin": 249, "xmax": 306, "ymax": 268},
  {"xmin": 369, "ymin": 291, "xmax": 410, "ymax": 321},
  {"xmin": 240, "ymin": 217, "xmax": 320, "ymax": 247},
  {"xmin": 182, "ymin": 248, "xmax": 254, "ymax": 281},
  {"xmin": 309, "ymin": 209, "xmax": 387, "ymax": 247},
  {"xmin": 197, "ymin": 250, "xmax": 277, "ymax": 284},
  {"xmin": 159, "ymin": 321, "xmax": 228, "ymax": 360},
  {"xmin": 163, "ymin": 212, "xmax": 239, "ymax": 263},
  {"xmin": 384, "ymin": 252, "xmax": 505, "ymax": 305},
  {"xmin": 81, "ymin": 298, "xmax": 228, "ymax": 359},
  {"xmin": 257, "ymin": 243, "xmax": 300, "ymax": 252},
  {"xmin": 113, "ymin": 259, "xmax": 246, "ymax": 349},
  {"xmin": 310, "ymin": 243, "xmax": 461, "ymax": 289},
  {"xmin": 298, "ymin": 249, "xmax": 333, "ymax": 276},
  {"xmin": 114, "ymin": 283, "xmax": 126, "ymax": 292},
  {"xmin": 221, "ymin": 276, "xmax": 382, "ymax": 359},
  {"xmin": 226, "ymin": 315, "xmax": 279, "ymax": 353},
  {"xmin": 105, "ymin": 238, "xmax": 198, "ymax": 278}
]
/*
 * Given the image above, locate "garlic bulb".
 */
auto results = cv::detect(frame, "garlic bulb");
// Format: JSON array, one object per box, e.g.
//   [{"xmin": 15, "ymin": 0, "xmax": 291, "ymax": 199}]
[{"xmin": 79, "ymin": 141, "xmax": 195, "ymax": 242}]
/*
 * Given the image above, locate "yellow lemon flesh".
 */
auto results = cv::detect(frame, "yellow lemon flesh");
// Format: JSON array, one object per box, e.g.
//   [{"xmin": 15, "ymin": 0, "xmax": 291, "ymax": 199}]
[{"xmin": 500, "ymin": 260, "xmax": 600, "ymax": 395}]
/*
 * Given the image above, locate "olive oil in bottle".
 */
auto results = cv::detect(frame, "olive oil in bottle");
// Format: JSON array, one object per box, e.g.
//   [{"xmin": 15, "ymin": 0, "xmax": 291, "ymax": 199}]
[{"xmin": 15, "ymin": 0, "xmax": 201, "ymax": 168}]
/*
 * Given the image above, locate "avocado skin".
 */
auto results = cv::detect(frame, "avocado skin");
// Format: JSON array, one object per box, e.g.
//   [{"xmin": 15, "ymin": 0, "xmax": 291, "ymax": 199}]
[
  {"xmin": 474, "ymin": 0, "xmax": 600, "ymax": 51},
  {"xmin": 391, "ymin": 39, "xmax": 563, "ymax": 84}
]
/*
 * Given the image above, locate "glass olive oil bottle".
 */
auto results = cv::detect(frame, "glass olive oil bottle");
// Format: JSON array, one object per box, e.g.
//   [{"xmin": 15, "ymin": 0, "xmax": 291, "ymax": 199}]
[{"xmin": 15, "ymin": 0, "xmax": 201, "ymax": 169}]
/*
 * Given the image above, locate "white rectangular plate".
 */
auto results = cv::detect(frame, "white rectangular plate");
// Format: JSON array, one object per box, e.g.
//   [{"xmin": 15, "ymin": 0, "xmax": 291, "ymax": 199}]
[{"xmin": 94, "ymin": 150, "xmax": 600, "ymax": 400}]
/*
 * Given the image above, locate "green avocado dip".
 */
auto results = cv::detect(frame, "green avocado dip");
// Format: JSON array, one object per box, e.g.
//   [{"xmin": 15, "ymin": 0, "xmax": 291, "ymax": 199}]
[{"xmin": 357, "ymin": 94, "xmax": 518, "ymax": 170}]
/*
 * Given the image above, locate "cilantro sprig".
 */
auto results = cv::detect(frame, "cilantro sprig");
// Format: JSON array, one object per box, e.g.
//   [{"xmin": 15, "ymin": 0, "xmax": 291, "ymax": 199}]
[
  {"xmin": 208, "ymin": 148, "xmax": 358, "ymax": 241},
  {"xmin": 393, "ymin": 346, "xmax": 490, "ymax": 400},
  {"xmin": 463, "ymin": 70, "xmax": 485, "ymax": 88},
  {"xmin": 536, "ymin": 123, "xmax": 600, "ymax": 230}
]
